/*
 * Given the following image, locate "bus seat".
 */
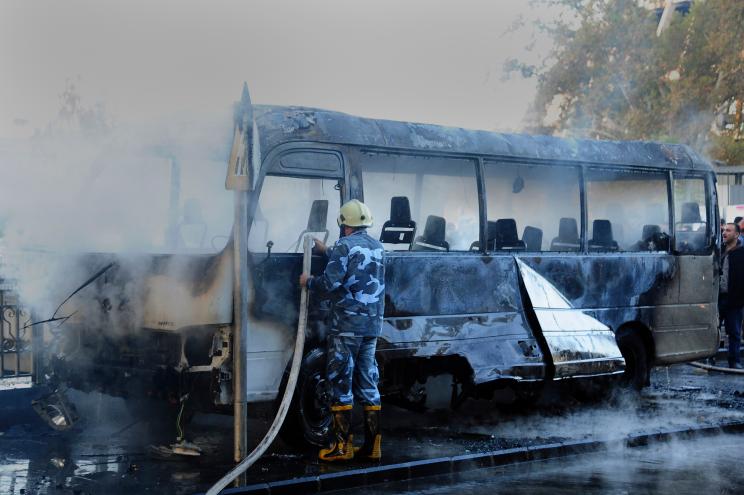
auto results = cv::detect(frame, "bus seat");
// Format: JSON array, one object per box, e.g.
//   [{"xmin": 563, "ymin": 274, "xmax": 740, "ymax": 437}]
[
  {"xmin": 380, "ymin": 196, "xmax": 417, "ymax": 245},
  {"xmin": 676, "ymin": 202, "xmax": 707, "ymax": 251},
  {"xmin": 411, "ymin": 215, "xmax": 449, "ymax": 252},
  {"xmin": 681, "ymin": 202, "xmax": 702, "ymax": 223},
  {"xmin": 633, "ymin": 224, "xmax": 664, "ymax": 251},
  {"xmin": 523, "ymin": 226, "xmax": 543, "ymax": 251},
  {"xmin": 589, "ymin": 219, "xmax": 619, "ymax": 252},
  {"xmin": 641, "ymin": 224, "xmax": 661, "ymax": 242},
  {"xmin": 550, "ymin": 217, "xmax": 580, "ymax": 251},
  {"xmin": 494, "ymin": 218, "xmax": 526, "ymax": 251}
]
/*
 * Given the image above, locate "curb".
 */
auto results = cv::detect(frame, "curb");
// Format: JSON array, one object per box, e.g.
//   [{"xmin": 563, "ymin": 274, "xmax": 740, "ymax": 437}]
[{"xmin": 212, "ymin": 420, "xmax": 744, "ymax": 495}]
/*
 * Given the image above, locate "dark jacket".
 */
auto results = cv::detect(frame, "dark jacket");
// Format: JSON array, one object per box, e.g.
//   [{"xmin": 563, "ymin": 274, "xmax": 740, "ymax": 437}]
[
  {"xmin": 307, "ymin": 229, "xmax": 385, "ymax": 337},
  {"xmin": 723, "ymin": 246, "xmax": 744, "ymax": 309}
]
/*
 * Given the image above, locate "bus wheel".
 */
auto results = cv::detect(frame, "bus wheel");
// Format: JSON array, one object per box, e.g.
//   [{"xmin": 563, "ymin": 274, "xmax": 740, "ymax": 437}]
[
  {"xmin": 617, "ymin": 332, "xmax": 650, "ymax": 390},
  {"xmin": 277, "ymin": 348, "xmax": 332, "ymax": 448}
]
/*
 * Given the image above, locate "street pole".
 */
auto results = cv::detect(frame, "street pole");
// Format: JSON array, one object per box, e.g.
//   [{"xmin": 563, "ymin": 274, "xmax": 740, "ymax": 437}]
[
  {"xmin": 166, "ymin": 156, "xmax": 181, "ymax": 250},
  {"xmin": 226, "ymin": 83, "xmax": 254, "ymax": 485},
  {"xmin": 232, "ymin": 189, "xmax": 249, "ymax": 483}
]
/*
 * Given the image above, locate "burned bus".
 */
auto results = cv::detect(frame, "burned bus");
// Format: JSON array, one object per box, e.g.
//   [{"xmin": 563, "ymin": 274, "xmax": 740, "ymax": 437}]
[{"xmin": 21, "ymin": 87, "xmax": 718, "ymax": 445}]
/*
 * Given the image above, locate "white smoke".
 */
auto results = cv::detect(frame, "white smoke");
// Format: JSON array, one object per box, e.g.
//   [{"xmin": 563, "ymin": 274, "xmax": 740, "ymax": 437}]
[{"xmin": 0, "ymin": 85, "xmax": 235, "ymax": 324}]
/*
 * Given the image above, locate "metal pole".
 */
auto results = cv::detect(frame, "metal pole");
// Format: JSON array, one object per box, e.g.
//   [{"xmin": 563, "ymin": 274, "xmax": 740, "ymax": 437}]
[
  {"xmin": 232, "ymin": 189, "xmax": 249, "ymax": 479},
  {"xmin": 167, "ymin": 156, "xmax": 181, "ymax": 250},
  {"xmin": 205, "ymin": 236, "xmax": 312, "ymax": 495},
  {"xmin": 656, "ymin": 0, "xmax": 675, "ymax": 37},
  {"xmin": 226, "ymin": 82, "xmax": 255, "ymax": 487}
]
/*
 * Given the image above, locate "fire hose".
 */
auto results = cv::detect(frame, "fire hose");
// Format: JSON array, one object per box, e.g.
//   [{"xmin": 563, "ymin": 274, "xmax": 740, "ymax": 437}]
[
  {"xmin": 688, "ymin": 361, "xmax": 744, "ymax": 375},
  {"xmin": 206, "ymin": 235, "xmax": 313, "ymax": 495}
]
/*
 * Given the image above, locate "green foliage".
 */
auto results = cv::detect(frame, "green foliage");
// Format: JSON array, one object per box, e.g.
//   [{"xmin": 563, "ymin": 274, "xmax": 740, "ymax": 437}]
[
  {"xmin": 521, "ymin": 0, "xmax": 744, "ymax": 163},
  {"xmin": 711, "ymin": 135, "xmax": 744, "ymax": 164}
]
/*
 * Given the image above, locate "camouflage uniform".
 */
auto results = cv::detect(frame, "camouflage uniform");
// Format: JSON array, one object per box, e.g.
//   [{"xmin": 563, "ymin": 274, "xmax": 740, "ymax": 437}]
[{"xmin": 307, "ymin": 229, "xmax": 385, "ymax": 406}]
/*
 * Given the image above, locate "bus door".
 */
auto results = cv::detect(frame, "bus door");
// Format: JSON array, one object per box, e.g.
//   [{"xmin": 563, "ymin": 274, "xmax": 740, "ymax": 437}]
[
  {"xmin": 359, "ymin": 152, "xmax": 546, "ymax": 384},
  {"xmin": 245, "ymin": 149, "xmax": 344, "ymax": 400},
  {"xmin": 668, "ymin": 173, "xmax": 718, "ymax": 360}
]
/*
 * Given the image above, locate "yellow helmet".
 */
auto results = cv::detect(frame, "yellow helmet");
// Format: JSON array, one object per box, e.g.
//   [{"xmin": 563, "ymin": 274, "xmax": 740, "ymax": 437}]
[{"xmin": 337, "ymin": 199, "xmax": 374, "ymax": 228}]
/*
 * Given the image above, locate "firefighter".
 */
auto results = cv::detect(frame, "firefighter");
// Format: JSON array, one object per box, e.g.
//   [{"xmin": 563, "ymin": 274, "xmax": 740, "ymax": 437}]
[{"xmin": 299, "ymin": 199, "xmax": 385, "ymax": 462}]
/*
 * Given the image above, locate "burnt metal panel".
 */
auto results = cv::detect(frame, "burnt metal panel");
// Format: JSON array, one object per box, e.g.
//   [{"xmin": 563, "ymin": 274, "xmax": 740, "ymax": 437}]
[
  {"xmin": 249, "ymin": 249, "xmax": 548, "ymax": 384},
  {"xmin": 378, "ymin": 315, "xmax": 545, "ymax": 383},
  {"xmin": 516, "ymin": 252, "xmax": 717, "ymax": 366},
  {"xmin": 380, "ymin": 252, "xmax": 545, "ymax": 383},
  {"xmin": 654, "ymin": 254, "xmax": 718, "ymax": 363},
  {"xmin": 253, "ymin": 105, "xmax": 712, "ymax": 172},
  {"xmin": 383, "ymin": 253, "xmax": 521, "ymax": 316},
  {"xmin": 515, "ymin": 258, "xmax": 624, "ymax": 379},
  {"xmin": 520, "ymin": 254, "xmax": 678, "ymax": 309}
]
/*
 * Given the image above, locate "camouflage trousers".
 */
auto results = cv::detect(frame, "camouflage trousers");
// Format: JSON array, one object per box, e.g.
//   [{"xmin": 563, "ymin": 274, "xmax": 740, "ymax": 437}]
[{"xmin": 325, "ymin": 333, "xmax": 381, "ymax": 407}]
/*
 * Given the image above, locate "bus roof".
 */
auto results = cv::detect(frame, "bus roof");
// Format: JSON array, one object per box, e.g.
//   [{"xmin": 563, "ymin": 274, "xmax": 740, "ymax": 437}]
[{"xmin": 254, "ymin": 105, "xmax": 711, "ymax": 172}]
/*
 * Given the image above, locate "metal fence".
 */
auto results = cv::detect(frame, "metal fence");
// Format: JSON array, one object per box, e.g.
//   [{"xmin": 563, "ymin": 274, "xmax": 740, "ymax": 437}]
[{"xmin": 0, "ymin": 283, "xmax": 36, "ymax": 390}]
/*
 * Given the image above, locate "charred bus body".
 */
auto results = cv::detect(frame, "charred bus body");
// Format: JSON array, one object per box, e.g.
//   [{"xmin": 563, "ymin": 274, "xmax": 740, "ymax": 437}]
[{"xmin": 30, "ymin": 90, "xmax": 718, "ymax": 444}]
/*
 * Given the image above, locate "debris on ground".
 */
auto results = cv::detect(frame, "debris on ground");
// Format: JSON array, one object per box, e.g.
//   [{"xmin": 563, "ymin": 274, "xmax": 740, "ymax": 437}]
[{"xmin": 147, "ymin": 441, "xmax": 202, "ymax": 458}]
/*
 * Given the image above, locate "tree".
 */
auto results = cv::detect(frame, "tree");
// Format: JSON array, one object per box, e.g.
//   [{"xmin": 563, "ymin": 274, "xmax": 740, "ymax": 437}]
[{"xmin": 514, "ymin": 0, "xmax": 744, "ymax": 163}]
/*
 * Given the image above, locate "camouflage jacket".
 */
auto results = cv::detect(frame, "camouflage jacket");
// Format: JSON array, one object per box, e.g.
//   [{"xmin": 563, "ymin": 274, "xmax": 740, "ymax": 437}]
[{"xmin": 307, "ymin": 229, "xmax": 385, "ymax": 337}]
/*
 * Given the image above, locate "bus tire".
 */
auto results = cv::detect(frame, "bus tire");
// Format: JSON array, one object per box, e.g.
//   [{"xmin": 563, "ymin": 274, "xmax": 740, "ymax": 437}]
[
  {"xmin": 617, "ymin": 331, "xmax": 650, "ymax": 390},
  {"xmin": 277, "ymin": 348, "xmax": 332, "ymax": 448}
]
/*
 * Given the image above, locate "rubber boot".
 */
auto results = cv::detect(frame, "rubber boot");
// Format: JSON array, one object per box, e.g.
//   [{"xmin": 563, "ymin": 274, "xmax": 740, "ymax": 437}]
[
  {"xmin": 318, "ymin": 405, "xmax": 354, "ymax": 462},
  {"xmin": 354, "ymin": 405, "xmax": 381, "ymax": 460}
]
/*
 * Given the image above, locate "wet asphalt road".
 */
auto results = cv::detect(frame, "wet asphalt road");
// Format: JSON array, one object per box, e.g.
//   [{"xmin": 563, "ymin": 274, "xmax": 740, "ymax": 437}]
[
  {"xmin": 1, "ymin": 362, "xmax": 744, "ymax": 495},
  {"xmin": 326, "ymin": 433, "xmax": 744, "ymax": 495}
]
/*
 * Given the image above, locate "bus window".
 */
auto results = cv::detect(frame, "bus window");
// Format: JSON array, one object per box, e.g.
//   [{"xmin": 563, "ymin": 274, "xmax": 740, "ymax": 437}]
[
  {"xmin": 360, "ymin": 153, "xmax": 479, "ymax": 252},
  {"xmin": 483, "ymin": 162, "xmax": 580, "ymax": 252},
  {"xmin": 248, "ymin": 175, "xmax": 341, "ymax": 253},
  {"xmin": 586, "ymin": 169, "xmax": 670, "ymax": 252},
  {"xmin": 674, "ymin": 177, "xmax": 709, "ymax": 253}
]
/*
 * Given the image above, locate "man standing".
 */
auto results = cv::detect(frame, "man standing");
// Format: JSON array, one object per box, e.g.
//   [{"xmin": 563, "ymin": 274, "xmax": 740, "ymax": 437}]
[
  {"xmin": 299, "ymin": 199, "xmax": 385, "ymax": 461},
  {"xmin": 720, "ymin": 222, "xmax": 744, "ymax": 368}
]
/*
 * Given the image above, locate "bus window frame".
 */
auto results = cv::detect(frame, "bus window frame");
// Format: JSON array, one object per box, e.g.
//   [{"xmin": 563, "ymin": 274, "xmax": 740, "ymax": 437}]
[
  {"xmin": 582, "ymin": 165, "xmax": 674, "ymax": 255},
  {"xmin": 481, "ymin": 159, "xmax": 583, "ymax": 254},
  {"xmin": 671, "ymin": 171, "xmax": 715, "ymax": 256},
  {"xmin": 247, "ymin": 143, "xmax": 349, "ymax": 244},
  {"xmin": 354, "ymin": 148, "xmax": 485, "ymax": 254},
  {"xmin": 710, "ymin": 172, "xmax": 722, "ymax": 253}
]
